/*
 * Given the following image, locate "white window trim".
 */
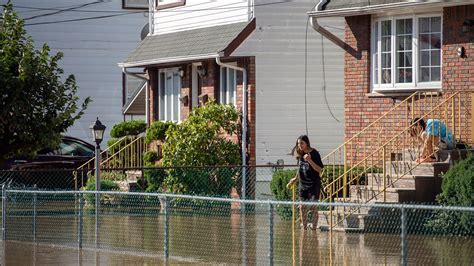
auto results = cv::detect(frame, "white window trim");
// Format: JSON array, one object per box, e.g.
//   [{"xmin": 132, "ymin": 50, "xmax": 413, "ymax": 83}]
[
  {"xmin": 158, "ymin": 68, "xmax": 181, "ymax": 122},
  {"xmin": 371, "ymin": 13, "xmax": 442, "ymax": 92},
  {"xmin": 220, "ymin": 64, "xmax": 237, "ymax": 106}
]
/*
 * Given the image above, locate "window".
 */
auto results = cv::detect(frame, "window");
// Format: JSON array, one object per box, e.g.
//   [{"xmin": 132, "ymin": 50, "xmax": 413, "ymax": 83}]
[
  {"xmin": 158, "ymin": 69, "xmax": 181, "ymax": 122},
  {"xmin": 372, "ymin": 15, "xmax": 442, "ymax": 91},
  {"xmin": 156, "ymin": 0, "xmax": 185, "ymax": 10},
  {"xmin": 122, "ymin": 0, "xmax": 148, "ymax": 9},
  {"xmin": 220, "ymin": 66, "xmax": 237, "ymax": 106}
]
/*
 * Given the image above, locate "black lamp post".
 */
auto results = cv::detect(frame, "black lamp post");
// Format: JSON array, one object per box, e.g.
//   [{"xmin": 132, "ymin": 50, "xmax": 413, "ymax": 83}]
[
  {"xmin": 90, "ymin": 117, "xmax": 106, "ymax": 191},
  {"xmin": 90, "ymin": 117, "xmax": 105, "ymax": 248}
]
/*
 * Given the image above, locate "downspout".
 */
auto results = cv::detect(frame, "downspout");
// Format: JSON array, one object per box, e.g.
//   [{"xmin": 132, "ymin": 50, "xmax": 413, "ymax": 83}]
[
  {"xmin": 310, "ymin": 0, "xmax": 351, "ymax": 51},
  {"xmin": 216, "ymin": 57, "xmax": 248, "ymax": 200},
  {"xmin": 122, "ymin": 68, "xmax": 150, "ymax": 125}
]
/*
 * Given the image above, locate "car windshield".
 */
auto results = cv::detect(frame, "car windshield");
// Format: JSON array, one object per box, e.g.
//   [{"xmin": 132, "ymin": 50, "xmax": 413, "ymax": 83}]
[{"xmin": 59, "ymin": 139, "xmax": 94, "ymax": 156}]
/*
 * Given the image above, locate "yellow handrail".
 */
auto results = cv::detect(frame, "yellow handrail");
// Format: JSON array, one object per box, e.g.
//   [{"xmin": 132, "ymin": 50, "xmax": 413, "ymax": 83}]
[
  {"xmin": 100, "ymin": 134, "xmax": 147, "ymax": 168},
  {"xmin": 322, "ymin": 90, "xmax": 472, "ymax": 228},
  {"xmin": 76, "ymin": 135, "xmax": 128, "ymax": 170}
]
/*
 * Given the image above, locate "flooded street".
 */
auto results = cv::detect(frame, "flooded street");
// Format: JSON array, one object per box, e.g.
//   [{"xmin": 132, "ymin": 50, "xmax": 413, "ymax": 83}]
[{"xmin": 2, "ymin": 211, "xmax": 473, "ymax": 265}]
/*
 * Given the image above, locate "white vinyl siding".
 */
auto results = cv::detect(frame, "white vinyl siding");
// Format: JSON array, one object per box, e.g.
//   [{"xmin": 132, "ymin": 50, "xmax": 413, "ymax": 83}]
[
  {"xmin": 159, "ymin": 69, "xmax": 181, "ymax": 122},
  {"xmin": 220, "ymin": 66, "xmax": 237, "ymax": 106},
  {"xmin": 153, "ymin": 0, "xmax": 250, "ymax": 35},
  {"xmin": 372, "ymin": 14, "xmax": 442, "ymax": 91}
]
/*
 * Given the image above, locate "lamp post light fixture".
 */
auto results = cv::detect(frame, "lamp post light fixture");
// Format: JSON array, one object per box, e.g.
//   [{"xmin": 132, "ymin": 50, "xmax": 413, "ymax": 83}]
[
  {"xmin": 90, "ymin": 117, "xmax": 106, "ymax": 191},
  {"xmin": 90, "ymin": 117, "xmax": 105, "ymax": 248}
]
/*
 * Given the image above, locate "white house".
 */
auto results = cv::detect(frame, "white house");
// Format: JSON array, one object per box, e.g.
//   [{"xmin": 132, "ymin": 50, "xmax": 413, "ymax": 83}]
[{"xmin": 120, "ymin": 0, "xmax": 345, "ymax": 171}]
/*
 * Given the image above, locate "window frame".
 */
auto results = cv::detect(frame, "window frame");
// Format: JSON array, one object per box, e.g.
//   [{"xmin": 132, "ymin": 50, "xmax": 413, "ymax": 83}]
[
  {"xmin": 371, "ymin": 13, "xmax": 442, "ymax": 92},
  {"xmin": 156, "ymin": 0, "xmax": 186, "ymax": 10},
  {"xmin": 122, "ymin": 0, "xmax": 148, "ymax": 9},
  {"xmin": 219, "ymin": 64, "xmax": 237, "ymax": 106},
  {"xmin": 158, "ymin": 68, "xmax": 181, "ymax": 122}
]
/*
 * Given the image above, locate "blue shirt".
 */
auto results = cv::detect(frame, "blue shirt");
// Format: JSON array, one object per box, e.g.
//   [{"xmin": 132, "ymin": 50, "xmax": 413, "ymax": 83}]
[{"xmin": 425, "ymin": 119, "xmax": 453, "ymax": 146}]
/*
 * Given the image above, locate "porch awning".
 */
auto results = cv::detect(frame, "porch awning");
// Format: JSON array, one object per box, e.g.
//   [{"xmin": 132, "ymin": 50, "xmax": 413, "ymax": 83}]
[
  {"xmin": 123, "ymin": 81, "xmax": 146, "ymax": 115},
  {"xmin": 119, "ymin": 19, "xmax": 256, "ymax": 68}
]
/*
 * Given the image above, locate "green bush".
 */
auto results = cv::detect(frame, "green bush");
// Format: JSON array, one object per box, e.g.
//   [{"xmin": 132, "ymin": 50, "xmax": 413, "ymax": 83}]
[
  {"xmin": 110, "ymin": 120, "xmax": 146, "ymax": 138},
  {"xmin": 322, "ymin": 165, "xmax": 382, "ymax": 197},
  {"xmin": 160, "ymin": 101, "xmax": 241, "ymax": 195},
  {"xmin": 270, "ymin": 169, "xmax": 297, "ymax": 220},
  {"xmin": 143, "ymin": 168, "xmax": 167, "ymax": 192},
  {"xmin": 146, "ymin": 121, "xmax": 176, "ymax": 144},
  {"xmin": 426, "ymin": 155, "xmax": 474, "ymax": 235},
  {"xmin": 143, "ymin": 150, "xmax": 160, "ymax": 164},
  {"xmin": 84, "ymin": 178, "xmax": 120, "ymax": 206}
]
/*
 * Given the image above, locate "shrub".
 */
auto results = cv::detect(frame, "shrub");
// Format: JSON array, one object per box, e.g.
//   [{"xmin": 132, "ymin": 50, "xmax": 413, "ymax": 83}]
[
  {"xmin": 146, "ymin": 121, "xmax": 176, "ymax": 144},
  {"xmin": 159, "ymin": 101, "xmax": 241, "ymax": 195},
  {"xmin": 426, "ymin": 155, "xmax": 474, "ymax": 235},
  {"xmin": 321, "ymin": 165, "xmax": 382, "ymax": 197},
  {"xmin": 270, "ymin": 169, "xmax": 297, "ymax": 220},
  {"xmin": 110, "ymin": 120, "xmax": 146, "ymax": 138},
  {"xmin": 84, "ymin": 178, "xmax": 120, "ymax": 206},
  {"xmin": 143, "ymin": 150, "xmax": 160, "ymax": 165}
]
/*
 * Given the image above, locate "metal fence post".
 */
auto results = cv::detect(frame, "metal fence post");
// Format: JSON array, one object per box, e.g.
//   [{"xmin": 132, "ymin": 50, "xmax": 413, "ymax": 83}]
[
  {"xmin": 78, "ymin": 192, "xmax": 84, "ymax": 249},
  {"xmin": 400, "ymin": 206, "xmax": 407, "ymax": 266},
  {"xmin": 2, "ymin": 184, "xmax": 6, "ymax": 241},
  {"xmin": 95, "ymin": 190, "xmax": 100, "ymax": 248},
  {"xmin": 33, "ymin": 184, "xmax": 37, "ymax": 242},
  {"xmin": 164, "ymin": 196, "xmax": 169, "ymax": 260},
  {"xmin": 268, "ymin": 201, "xmax": 274, "ymax": 266}
]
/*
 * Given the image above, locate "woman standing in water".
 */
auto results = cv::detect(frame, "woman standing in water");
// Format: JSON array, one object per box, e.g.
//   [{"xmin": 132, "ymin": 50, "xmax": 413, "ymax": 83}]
[{"xmin": 287, "ymin": 135, "xmax": 324, "ymax": 230}]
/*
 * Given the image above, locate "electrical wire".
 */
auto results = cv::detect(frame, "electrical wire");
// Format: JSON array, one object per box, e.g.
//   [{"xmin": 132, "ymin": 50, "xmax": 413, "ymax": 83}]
[
  {"xmin": 303, "ymin": 3, "xmax": 340, "ymax": 138},
  {"xmin": 304, "ymin": 17, "xmax": 309, "ymax": 136},
  {"xmin": 6, "ymin": 0, "xmax": 290, "ymax": 16},
  {"xmin": 320, "ymin": 34, "xmax": 340, "ymax": 123},
  {"xmin": 20, "ymin": 1, "xmax": 289, "ymax": 26},
  {"xmin": 24, "ymin": 1, "xmax": 103, "ymax": 20}
]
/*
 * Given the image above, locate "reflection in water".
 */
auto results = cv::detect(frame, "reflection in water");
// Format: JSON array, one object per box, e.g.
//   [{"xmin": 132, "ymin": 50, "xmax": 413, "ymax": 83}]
[{"xmin": 2, "ymin": 213, "xmax": 473, "ymax": 265}]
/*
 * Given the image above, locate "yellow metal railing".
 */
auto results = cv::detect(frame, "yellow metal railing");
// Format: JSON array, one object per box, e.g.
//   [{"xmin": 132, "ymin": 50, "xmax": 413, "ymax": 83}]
[
  {"xmin": 321, "ymin": 90, "xmax": 473, "ymax": 228},
  {"xmin": 74, "ymin": 134, "xmax": 149, "ymax": 189}
]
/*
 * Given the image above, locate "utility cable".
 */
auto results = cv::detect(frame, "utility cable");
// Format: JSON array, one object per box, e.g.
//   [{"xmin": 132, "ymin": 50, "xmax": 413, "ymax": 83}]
[
  {"xmin": 303, "ymin": 4, "xmax": 340, "ymax": 138},
  {"xmin": 22, "ymin": 1, "xmax": 285, "ymax": 26},
  {"xmin": 23, "ymin": 1, "xmax": 103, "ymax": 20}
]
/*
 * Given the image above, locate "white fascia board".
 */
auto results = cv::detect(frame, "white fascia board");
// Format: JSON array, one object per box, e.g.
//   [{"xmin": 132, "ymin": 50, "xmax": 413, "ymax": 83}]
[
  {"xmin": 118, "ymin": 53, "xmax": 220, "ymax": 68},
  {"xmin": 307, "ymin": 1, "xmax": 454, "ymax": 18}
]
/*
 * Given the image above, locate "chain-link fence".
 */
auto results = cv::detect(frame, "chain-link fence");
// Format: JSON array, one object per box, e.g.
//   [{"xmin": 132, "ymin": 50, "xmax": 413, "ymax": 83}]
[
  {"xmin": 1, "ymin": 189, "xmax": 472, "ymax": 265},
  {"xmin": 0, "ymin": 165, "xmax": 296, "ymax": 201}
]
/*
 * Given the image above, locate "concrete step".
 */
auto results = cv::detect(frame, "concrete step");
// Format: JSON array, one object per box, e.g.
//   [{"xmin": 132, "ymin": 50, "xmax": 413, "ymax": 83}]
[
  {"xmin": 320, "ymin": 210, "xmax": 367, "ymax": 231},
  {"xmin": 365, "ymin": 173, "xmax": 416, "ymax": 189},
  {"xmin": 387, "ymin": 161, "xmax": 441, "ymax": 176}
]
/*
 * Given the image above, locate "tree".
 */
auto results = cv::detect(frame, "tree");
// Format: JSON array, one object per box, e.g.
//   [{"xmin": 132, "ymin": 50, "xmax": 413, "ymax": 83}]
[
  {"xmin": 0, "ymin": 2, "xmax": 90, "ymax": 162},
  {"xmin": 159, "ymin": 101, "xmax": 241, "ymax": 195}
]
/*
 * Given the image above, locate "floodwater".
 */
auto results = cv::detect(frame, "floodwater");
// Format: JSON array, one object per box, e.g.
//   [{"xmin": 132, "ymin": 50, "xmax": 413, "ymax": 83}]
[{"xmin": 2, "ymin": 210, "xmax": 473, "ymax": 265}]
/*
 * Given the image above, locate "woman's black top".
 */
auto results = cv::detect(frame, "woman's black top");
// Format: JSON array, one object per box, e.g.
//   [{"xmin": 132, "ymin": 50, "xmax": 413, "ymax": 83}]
[{"xmin": 298, "ymin": 149, "xmax": 324, "ymax": 190}]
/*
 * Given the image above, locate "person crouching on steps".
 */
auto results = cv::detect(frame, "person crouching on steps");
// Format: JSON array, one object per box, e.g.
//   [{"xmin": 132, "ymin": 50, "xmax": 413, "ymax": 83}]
[
  {"xmin": 287, "ymin": 135, "xmax": 324, "ymax": 231},
  {"xmin": 409, "ymin": 118, "xmax": 454, "ymax": 163}
]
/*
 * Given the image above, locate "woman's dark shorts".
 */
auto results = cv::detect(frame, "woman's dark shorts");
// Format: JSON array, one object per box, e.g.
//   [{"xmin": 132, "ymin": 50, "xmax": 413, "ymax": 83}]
[{"xmin": 299, "ymin": 184, "xmax": 321, "ymax": 201}]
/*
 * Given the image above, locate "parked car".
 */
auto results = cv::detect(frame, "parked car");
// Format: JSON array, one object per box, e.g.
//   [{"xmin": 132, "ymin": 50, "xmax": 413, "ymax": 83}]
[
  {"xmin": 8, "ymin": 136, "xmax": 96, "ymax": 170},
  {"xmin": 4, "ymin": 136, "xmax": 97, "ymax": 189}
]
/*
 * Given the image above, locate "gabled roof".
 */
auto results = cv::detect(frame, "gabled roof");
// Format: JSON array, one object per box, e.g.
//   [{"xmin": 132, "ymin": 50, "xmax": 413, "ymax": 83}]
[{"xmin": 119, "ymin": 19, "xmax": 256, "ymax": 68}]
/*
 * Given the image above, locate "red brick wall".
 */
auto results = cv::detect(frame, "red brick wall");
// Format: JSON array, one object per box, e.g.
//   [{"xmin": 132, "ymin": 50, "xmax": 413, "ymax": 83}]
[
  {"xmin": 147, "ymin": 57, "xmax": 257, "ymax": 164},
  {"xmin": 344, "ymin": 7, "xmax": 474, "ymax": 147},
  {"xmin": 443, "ymin": 5, "xmax": 474, "ymax": 142},
  {"xmin": 344, "ymin": 15, "xmax": 393, "ymax": 141}
]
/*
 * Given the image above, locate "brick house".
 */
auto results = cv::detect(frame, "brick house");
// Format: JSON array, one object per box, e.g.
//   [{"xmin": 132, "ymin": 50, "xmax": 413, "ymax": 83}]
[
  {"xmin": 309, "ymin": 0, "xmax": 474, "ymax": 146},
  {"xmin": 119, "ymin": 0, "xmax": 347, "ymax": 168}
]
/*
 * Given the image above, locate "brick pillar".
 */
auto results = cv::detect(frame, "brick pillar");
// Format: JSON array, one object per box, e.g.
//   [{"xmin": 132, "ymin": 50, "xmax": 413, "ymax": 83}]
[{"xmin": 443, "ymin": 5, "xmax": 474, "ymax": 143}]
